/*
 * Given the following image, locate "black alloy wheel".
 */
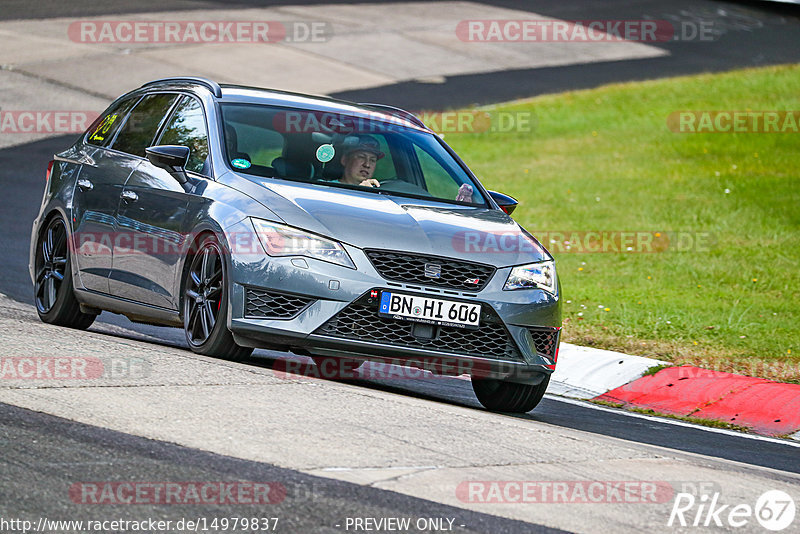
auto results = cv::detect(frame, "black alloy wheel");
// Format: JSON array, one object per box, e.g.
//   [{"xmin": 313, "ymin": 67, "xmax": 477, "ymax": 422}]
[
  {"xmin": 34, "ymin": 216, "xmax": 95, "ymax": 329},
  {"xmin": 183, "ymin": 234, "xmax": 252, "ymax": 360}
]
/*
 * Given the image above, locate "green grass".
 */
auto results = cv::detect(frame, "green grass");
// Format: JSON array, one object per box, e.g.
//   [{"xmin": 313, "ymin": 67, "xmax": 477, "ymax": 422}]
[
  {"xmin": 443, "ymin": 64, "xmax": 800, "ymax": 382},
  {"xmin": 628, "ymin": 408, "xmax": 752, "ymax": 433},
  {"xmin": 589, "ymin": 400, "xmax": 753, "ymax": 433},
  {"xmin": 641, "ymin": 364, "xmax": 673, "ymax": 377}
]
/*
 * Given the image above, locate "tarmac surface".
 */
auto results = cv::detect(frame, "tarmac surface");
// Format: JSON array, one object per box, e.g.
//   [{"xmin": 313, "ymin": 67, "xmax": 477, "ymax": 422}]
[
  {"xmin": 1, "ymin": 402, "xmax": 558, "ymax": 534},
  {"xmin": 1, "ymin": 294, "xmax": 798, "ymax": 532},
  {"xmin": 1, "ymin": 1, "xmax": 798, "ymax": 110}
]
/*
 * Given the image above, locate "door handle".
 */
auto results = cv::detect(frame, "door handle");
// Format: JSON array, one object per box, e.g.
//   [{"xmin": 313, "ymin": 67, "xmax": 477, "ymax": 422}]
[
  {"xmin": 120, "ymin": 190, "xmax": 138, "ymax": 203},
  {"xmin": 77, "ymin": 178, "xmax": 93, "ymax": 192}
]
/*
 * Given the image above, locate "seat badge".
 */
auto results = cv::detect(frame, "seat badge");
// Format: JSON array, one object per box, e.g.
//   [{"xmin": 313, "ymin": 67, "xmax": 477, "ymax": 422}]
[{"xmin": 424, "ymin": 263, "xmax": 442, "ymax": 278}]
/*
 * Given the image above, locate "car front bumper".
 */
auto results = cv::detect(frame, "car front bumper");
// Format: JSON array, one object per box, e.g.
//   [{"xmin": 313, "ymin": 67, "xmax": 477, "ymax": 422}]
[{"xmin": 223, "ymin": 220, "xmax": 561, "ymax": 383}]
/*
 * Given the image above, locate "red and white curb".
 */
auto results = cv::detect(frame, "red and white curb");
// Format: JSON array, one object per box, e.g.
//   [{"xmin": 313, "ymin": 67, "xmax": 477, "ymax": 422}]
[
  {"xmin": 553, "ymin": 343, "xmax": 800, "ymax": 438},
  {"xmin": 332, "ymin": 344, "xmax": 800, "ymax": 439},
  {"xmin": 550, "ymin": 343, "xmax": 669, "ymax": 399}
]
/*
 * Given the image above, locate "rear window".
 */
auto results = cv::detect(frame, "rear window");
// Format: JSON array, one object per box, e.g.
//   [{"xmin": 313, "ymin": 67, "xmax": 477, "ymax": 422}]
[
  {"xmin": 85, "ymin": 96, "xmax": 140, "ymax": 147},
  {"xmin": 111, "ymin": 93, "xmax": 179, "ymax": 157}
]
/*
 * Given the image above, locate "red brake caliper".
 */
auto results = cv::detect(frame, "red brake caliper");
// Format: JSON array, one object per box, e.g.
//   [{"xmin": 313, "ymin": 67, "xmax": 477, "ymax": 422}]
[{"xmin": 218, "ymin": 274, "xmax": 222, "ymax": 311}]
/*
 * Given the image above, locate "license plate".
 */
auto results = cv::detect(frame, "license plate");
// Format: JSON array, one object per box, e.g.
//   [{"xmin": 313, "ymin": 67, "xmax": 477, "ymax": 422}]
[{"xmin": 378, "ymin": 291, "xmax": 480, "ymax": 329}]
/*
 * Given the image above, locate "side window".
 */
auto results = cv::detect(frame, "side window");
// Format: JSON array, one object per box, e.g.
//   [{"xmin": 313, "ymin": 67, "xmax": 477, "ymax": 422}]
[
  {"xmin": 229, "ymin": 123, "xmax": 283, "ymax": 167},
  {"xmin": 158, "ymin": 96, "xmax": 209, "ymax": 175},
  {"xmin": 86, "ymin": 96, "xmax": 139, "ymax": 147},
  {"xmin": 111, "ymin": 93, "xmax": 179, "ymax": 157},
  {"xmin": 372, "ymin": 136, "xmax": 394, "ymax": 180},
  {"xmin": 414, "ymin": 145, "xmax": 457, "ymax": 198},
  {"xmin": 413, "ymin": 144, "xmax": 485, "ymax": 204}
]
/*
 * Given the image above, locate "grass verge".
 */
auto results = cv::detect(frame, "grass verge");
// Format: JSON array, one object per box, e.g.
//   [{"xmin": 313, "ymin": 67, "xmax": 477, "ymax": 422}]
[{"xmin": 444, "ymin": 64, "xmax": 800, "ymax": 382}]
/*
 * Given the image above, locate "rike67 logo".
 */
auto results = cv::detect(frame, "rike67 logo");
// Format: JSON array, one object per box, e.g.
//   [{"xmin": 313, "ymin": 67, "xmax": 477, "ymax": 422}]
[{"xmin": 669, "ymin": 490, "xmax": 796, "ymax": 531}]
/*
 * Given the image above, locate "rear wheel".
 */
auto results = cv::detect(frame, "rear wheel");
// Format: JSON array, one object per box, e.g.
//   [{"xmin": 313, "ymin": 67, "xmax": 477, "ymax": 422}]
[
  {"xmin": 33, "ymin": 216, "xmax": 96, "ymax": 329},
  {"xmin": 471, "ymin": 375, "xmax": 550, "ymax": 413},
  {"xmin": 183, "ymin": 234, "xmax": 252, "ymax": 361}
]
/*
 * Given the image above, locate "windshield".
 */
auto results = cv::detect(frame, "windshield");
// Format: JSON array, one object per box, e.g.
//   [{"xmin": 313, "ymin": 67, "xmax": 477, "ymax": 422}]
[{"xmin": 220, "ymin": 103, "xmax": 486, "ymax": 206}]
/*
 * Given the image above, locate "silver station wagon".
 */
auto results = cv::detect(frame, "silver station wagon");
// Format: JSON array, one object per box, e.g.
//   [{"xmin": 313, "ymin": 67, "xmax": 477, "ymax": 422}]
[{"xmin": 30, "ymin": 77, "xmax": 561, "ymax": 413}]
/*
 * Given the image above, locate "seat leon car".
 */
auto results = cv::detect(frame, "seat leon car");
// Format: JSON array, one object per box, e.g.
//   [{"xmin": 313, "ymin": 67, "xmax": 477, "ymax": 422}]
[{"xmin": 30, "ymin": 77, "xmax": 561, "ymax": 413}]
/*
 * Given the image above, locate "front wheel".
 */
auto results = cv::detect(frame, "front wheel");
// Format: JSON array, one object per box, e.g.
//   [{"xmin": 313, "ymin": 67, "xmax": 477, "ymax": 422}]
[
  {"xmin": 471, "ymin": 375, "xmax": 550, "ymax": 413},
  {"xmin": 183, "ymin": 234, "xmax": 252, "ymax": 361},
  {"xmin": 33, "ymin": 216, "xmax": 96, "ymax": 329}
]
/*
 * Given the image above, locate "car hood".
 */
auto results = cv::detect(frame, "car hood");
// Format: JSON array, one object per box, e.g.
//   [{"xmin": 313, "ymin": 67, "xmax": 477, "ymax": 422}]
[{"xmin": 248, "ymin": 179, "xmax": 550, "ymax": 267}]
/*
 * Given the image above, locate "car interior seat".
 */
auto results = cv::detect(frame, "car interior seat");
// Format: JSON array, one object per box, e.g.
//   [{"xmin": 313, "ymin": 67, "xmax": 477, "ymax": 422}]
[
  {"xmin": 271, "ymin": 136, "xmax": 316, "ymax": 180},
  {"xmin": 225, "ymin": 124, "xmax": 251, "ymax": 163}
]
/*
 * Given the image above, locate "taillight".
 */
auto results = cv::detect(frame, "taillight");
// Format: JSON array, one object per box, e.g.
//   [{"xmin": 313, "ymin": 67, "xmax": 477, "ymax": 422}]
[{"xmin": 45, "ymin": 160, "xmax": 54, "ymax": 183}]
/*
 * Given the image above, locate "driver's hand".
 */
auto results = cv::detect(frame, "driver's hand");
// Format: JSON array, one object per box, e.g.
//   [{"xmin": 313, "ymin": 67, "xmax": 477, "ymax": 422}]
[{"xmin": 359, "ymin": 178, "xmax": 380, "ymax": 188}]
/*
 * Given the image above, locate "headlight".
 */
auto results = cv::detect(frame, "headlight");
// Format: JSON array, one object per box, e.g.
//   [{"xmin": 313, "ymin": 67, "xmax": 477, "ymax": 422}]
[
  {"xmin": 504, "ymin": 260, "xmax": 557, "ymax": 293},
  {"xmin": 250, "ymin": 218, "xmax": 355, "ymax": 269}
]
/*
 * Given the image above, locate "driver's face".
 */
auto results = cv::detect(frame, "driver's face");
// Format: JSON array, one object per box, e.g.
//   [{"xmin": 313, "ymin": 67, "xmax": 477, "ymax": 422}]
[{"xmin": 342, "ymin": 150, "xmax": 377, "ymax": 184}]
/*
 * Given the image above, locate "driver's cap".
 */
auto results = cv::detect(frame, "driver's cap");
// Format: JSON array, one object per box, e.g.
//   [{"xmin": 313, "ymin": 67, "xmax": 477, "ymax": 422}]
[{"xmin": 343, "ymin": 134, "xmax": 385, "ymax": 159}]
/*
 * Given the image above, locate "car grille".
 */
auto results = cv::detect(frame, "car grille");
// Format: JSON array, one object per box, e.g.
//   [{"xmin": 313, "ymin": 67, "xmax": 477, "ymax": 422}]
[
  {"xmin": 244, "ymin": 288, "xmax": 314, "ymax": 319},
  {"xmin": 314, "ymin": 292, "xmax": 523, "ymax": 361},
  {"xmin": 364, "ymin": 249, "xmax": 495, "ymax": 292},
  {"xmin": 528, "ymin": 327, "xmax": 560, "ymax": 359}
]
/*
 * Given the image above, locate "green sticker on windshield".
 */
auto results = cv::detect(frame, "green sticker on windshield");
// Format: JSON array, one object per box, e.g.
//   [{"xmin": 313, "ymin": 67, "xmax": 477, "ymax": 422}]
[
  {"xmin": 231, "ymin": 158, "xmax": 251, "ymax": 169},
  {"xmin": 316, "ymin": 144, "xmax": 335, "ymax": 163}
]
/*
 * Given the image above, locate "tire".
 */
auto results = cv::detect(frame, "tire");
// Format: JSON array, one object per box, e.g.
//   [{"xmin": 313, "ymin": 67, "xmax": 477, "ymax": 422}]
[
  {"xmin": 183, "ymin": 233, "xmax": 252, "ymax": 361},
  {"xmin": 471, "ymin": 375, "xmax": 550, "ymax": 413},
  {"xmin": 33, "ymin": 216, "xmax": 96, "ymax": 329}
]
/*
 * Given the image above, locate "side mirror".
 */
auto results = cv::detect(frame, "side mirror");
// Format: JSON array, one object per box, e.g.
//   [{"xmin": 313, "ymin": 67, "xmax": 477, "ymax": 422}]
[
  {"xmin": 488, "ymin": 191, "xmax": 518, "ymax": 215},
  {"xmin": 146, "ymin": 145, "xmax": 190, "ymax": 185}
]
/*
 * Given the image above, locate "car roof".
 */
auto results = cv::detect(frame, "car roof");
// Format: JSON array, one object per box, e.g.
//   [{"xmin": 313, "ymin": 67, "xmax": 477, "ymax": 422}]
[{"xmin": 138, "ymin": 77, "xmax": 428, "ymax": 132}]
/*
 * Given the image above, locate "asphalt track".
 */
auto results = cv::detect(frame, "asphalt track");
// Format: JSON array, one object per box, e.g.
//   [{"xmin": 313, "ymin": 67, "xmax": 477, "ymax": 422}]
[
  {"xmin": 2, "ymin": 1, "xmax": 799, "ymax": 109},
  {"xmin": 1, "ymin": 136, "xmax": 799, "ymax": 477},
  {"xmin": 2, "ymin": 0, "xmax": 800, "ymax": 529},
  {"xmin": 334, "ymin": 0, "xmax": 800, "ymax": 108},
  {"xmin": 0, "ymin": 403, "xmax": 560, "ymax": 533}
]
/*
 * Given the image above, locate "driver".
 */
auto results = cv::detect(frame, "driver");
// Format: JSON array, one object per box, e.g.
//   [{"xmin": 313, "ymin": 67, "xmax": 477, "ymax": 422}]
[{"xmin": 338, "ymin": 134, "xmax": 384, "ymax": 187}]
